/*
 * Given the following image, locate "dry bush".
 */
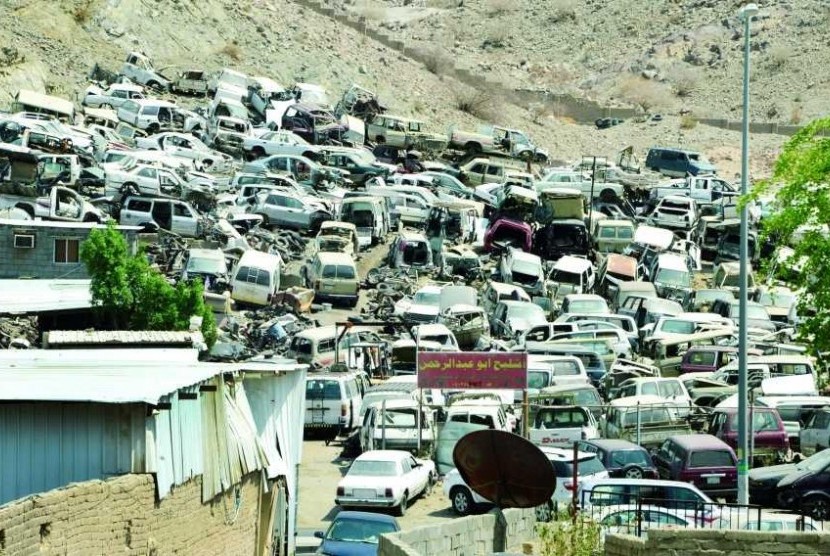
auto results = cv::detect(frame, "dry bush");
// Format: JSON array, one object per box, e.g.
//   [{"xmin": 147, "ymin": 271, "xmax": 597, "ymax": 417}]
[
  {"xmin": 487, "ymin": 0, "xmax": 515, "ymax": 16},
  {"xmin": 72, "ymin": 1, "xmax": 94, "ymax": 24},
  {"xmin": 680, "ymin": 114, "xmax": 698, "ymax": 129},
  {"xmin": 218, "ymin": 42, "xmax": 243, "ymax": 62},
  {"xmin": 618, "ymin": 76, "xmax": 667, "ymax": 113},
  {"xmin": 528, "ymin": 103, "xmax": 553, "ymax": 124},
  {"xmin": 454, "ymin": 88, "xmax": 500, "ymax": 121},
  {"xmin": 549, "ymin": 0, "xmax": 578, "ymax": 23},
  {"xmin": 420, "ymin": 46, "xmax": 453, "ymax": 75},
  {"xmin": 670, "ymin": 66, "xmax": 701, "ymax": 97},
  {"xmin": 790, "ymin": 105, "xmax": 803, "ymax": 125},
  {"xmin": 481, "ymin": 23, "xmax": 509, "ymax": 49},
  {"xmin": 768, "ymin": 45, "xmax": 793, "ymax": 69}
]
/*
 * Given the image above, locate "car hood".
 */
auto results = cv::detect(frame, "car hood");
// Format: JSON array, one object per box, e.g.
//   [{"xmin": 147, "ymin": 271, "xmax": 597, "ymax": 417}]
[
  {"xmin": 749, "ymin": 462, "xmax": 796, "ymax": 483},
  {"xmin": 405, "ymin": 304, "xmax": 440, "ymax": 316},
  {"xmin": 318, "ymin": 539, "xmax": 379, "ymax": 556},
  {"xmin": 777, "ymin": 467, "xmax": 814, "ymax": 488}
]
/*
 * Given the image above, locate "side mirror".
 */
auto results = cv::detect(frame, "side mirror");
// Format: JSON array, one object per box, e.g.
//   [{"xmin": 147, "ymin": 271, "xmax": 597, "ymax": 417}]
[{"xmin": 314, "ymin": 531, "xmax": 324, "ymax": 539}]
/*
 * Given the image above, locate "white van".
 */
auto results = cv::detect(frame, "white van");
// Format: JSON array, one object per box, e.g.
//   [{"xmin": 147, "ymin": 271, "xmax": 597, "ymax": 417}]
[
  {"xmin": 230, "ymin": 250, "xmax": 283, "ymax": 307},
  {"xmin": 305, "ymin": 371, "xmax": 369, "ymax": 436},
  {"xmin": 339, "ymin": 196, "xmax": 389, "ymax": 247},
  {"xmin": 286, "ymin": 325, "xmax": 381, "ymax": 368},
  {"xmin": 117, "ymin": 99, "xmax": 178, "ymax": 132},
  {"xmin": 13, "ymin": 89, "xmax": 75, "ymax": 123}
]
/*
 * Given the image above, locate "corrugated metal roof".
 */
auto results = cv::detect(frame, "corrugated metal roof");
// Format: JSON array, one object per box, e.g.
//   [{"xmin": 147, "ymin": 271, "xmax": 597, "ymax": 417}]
[
  {"xmin": 0, "ymin": 219, "xmax": 142, "ymax": 230},
  {"xmin": 0, "ymin": 279, "xmax": 92, "ymax": 314},
  {"xmin": 0, "ymin": 349, "xmax": 229, "ymax": 404},
  {"xmin": 44, "ymin": 330, "xmax": 204, "ymax": 347}
]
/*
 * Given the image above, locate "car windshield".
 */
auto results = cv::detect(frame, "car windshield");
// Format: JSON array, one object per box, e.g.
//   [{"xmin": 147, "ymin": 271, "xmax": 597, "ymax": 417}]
[
  {"xmin": 621, "ymin": 408, "xmax": 672, "ymax": 426},
  {"xmin": 655, "ymin": 268, "xmax": 691, "ymax": 287},
  {"xmin": 609, "ymin": 449, "xmax": 650, "ymax": 468},
  {"xmin": 348, "ymin": 460, "xmax": 399, "ymax": 477},
  {"xmin": 507, "ymin": 304, "xmax": 544, "ymax": 320},
  {"xmin": 186, "ymin": 256, "xmax": 226, "ymax": 274},
  {"xmin": 568, "ymin": 300, "xmax": 607, "ymax": 313},
  {"xmin": 528, "ymin": 371, "xmax": 550, "ymax": 389},
  {"xmin": 661, "ymin": 320, "xmax": 697, "ymax": 334},
  {"xmin": 758, "ymin": 291, "xmax": 796, "ymax": 308},
  {"xmin": 689, "ymin": 450, "xmax": 734, "ymax": 468},
  {"xmin": 552, "ymin": 270, "xmax": 581, "ymax": 285},
  {"xmin": 413, "ymin": 291, "xmax": 440, "ymax": 305},
  {"xmin": 745, "ymin": 304, "xmax": 770, "ymax": 320},
  {"xmin": 325, "ymin": 517, "xmax": 397, "ymax": 544},
  {"xmin": 557, "ymin": 456, "xmax": 605, "ymax": 477}
]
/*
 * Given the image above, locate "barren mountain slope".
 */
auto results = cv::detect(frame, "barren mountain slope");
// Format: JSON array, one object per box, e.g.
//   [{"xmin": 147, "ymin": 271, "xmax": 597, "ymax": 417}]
[
  {"xmin": 0, "ymin": 0, "xmax": 789, "ymax": 176},
  {"xmin": 355, "ymin": 0, "xmax": 829, "ymax": 125}
]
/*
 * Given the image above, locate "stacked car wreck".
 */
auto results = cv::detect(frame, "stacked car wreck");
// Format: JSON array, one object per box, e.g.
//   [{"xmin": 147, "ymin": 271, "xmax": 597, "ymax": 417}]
[{"xmin": 0, "ymin": 48, "xmax": 827, "ymax": 553}]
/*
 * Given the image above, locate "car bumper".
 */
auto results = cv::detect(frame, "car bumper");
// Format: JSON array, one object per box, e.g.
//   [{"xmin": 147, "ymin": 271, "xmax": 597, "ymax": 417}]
[{"xmin": 335, "ymin": 498, "xmax": 397, "ymax": 508}]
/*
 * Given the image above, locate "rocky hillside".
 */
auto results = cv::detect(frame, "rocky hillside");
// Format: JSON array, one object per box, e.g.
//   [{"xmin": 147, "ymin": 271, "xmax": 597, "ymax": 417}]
[
  {"xmin": 355, "ymin": 0, "xmax": 828, "ymax": 125},
  {"xmin": 0, "ymin": 0, "xmax": 797, "ymax": 176}
]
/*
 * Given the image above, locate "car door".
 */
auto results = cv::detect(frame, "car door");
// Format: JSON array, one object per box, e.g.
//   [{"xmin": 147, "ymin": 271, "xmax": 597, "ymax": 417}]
[
  {"xmin": 135, "ymin": 166, "xmax": 160, "ymax": 195},
  {"xmin": 282, "ymin": 195, "xmax": 308, "ymax": 229},
  {"xmin": 406, "ymin": 455, "xmax": 428, "ymax": 495},
  {"xmin": 171, "ymin": 201, "xmax": 198, "ymax": 237}
]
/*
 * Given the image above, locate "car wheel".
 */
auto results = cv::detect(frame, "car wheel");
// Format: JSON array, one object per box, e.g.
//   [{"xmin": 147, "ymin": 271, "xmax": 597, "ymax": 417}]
[
  {"xmin": 450, "ymin": 487, "xmax": 474, "ymax": 516},
  {"xmin": 803, "ymin": 496, "xmax": 830, "ymax": 521},
  {"xmin": 599, "ymin": 188, "xmax": 618, "ymax": 202},
  {"xmin": 396, "ymin": 492, "xmax": 408, "ymax": 517},
  {"xmin": 623, "ymin": 465, "xmax": 645, "ymax": 479},
  {"xmin": 252, "ymin": 146, "xmax": 266, "ymax": 159},
  {"xmin": 121, "ymin": 182, "xmax": 139, "ymax": 196},
  {"xmin": 535, "ymin": 501, "xmax": 553, "ymax": 523}
]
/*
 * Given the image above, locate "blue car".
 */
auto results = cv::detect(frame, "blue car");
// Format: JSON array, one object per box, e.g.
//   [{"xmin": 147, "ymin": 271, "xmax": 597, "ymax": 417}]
[{"xmin": 315, "ymin": 511, "xmax": 400, "ymax": 556}]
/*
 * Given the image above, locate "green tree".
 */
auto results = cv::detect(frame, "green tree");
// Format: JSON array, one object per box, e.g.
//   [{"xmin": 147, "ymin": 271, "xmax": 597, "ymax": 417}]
[
  {"xmin": 749, "ymin": 117, "xmax": 830, "ymax": 355},
  {"xmin": 80, "ymin": 223, "xmax": 218, "ymax": 347}
]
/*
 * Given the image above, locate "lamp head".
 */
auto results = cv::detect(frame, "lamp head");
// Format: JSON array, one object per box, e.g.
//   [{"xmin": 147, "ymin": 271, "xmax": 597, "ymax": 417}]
[{"xmin": 740, "ymin": 3, "xmax": 760, "ymax": 20}]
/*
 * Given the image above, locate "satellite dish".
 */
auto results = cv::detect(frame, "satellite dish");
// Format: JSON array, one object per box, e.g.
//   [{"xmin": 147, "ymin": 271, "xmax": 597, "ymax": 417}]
[{"xmin": 453, "ymin": 429, "xmax": 556, "ymax": 509}]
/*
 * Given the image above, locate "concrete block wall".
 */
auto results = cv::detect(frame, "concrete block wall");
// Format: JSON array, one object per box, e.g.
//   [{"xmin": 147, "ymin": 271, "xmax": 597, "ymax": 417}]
[
  {"xmin": 604, "ymin": 529, "xmax": 830, "ymax": 556},
  {"xmin": 0, "ymin": 472, "xmax": 264, "ymax": 555},
  {"xmin": 378, "ymin": 507, "xmax": 536, "ymax": 556},
  {"xmin": 0, "ymin": 226, "xmax": 87, "ymax": 279}
]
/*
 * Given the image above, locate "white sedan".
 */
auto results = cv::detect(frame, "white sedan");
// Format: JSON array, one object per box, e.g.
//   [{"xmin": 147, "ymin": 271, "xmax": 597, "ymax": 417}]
[
  {"xmin": 335, "ymin": 450, "xmax": 435, "ymax": 516},
  {"xmin": 135, "ymin": 132, "xmax": 233, "ymax": 172}
]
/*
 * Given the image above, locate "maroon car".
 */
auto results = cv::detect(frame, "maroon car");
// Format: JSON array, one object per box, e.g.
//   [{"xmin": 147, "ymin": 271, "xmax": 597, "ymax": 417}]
[
  {"xmin": 707, "ymin": 407, "xmax": 790, "ymax": 465},
  {"xmin": 483, "ymin": 217, "xmax": 532, "ymax": 252},
  {"xmin": 653, "ymin": 434, "xmax": 738, "ymax": 501},
  {"xmin": 679, "ymin": 345, "xmax": 738, "ymax": 374}
]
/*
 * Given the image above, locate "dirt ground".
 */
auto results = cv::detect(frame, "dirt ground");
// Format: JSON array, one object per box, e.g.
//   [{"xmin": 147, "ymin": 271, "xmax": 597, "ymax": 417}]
[{"xmin": 297, "ymin": 439, "xmax": 457, "ymax": 531}]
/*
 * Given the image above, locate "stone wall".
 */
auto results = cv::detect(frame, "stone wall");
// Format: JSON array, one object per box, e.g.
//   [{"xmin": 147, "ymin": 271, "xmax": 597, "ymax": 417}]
[
  {"xmin": 378, "ymin": 507, "xmax": 536, "ymax": 556},
  {"xmin": 604, "ymin": 529, "xmax": 830, "ymax": 556},
  {"xmin": 0, "ymin": 472, "xmax": 265, "ymax": 556}
]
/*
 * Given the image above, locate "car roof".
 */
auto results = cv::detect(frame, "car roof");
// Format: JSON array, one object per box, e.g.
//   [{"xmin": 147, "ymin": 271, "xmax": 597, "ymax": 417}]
[
  {"xmin": 581, "ymin": 477, "xmax": 711, "ymax": 495},
  {"xmin": 538, "ymin": 446, "xmax": 597, "ymax": 461},
  {"xmin": 554, "ymin": 256, "xmax": 592, "ymax": 272},
  {"xmin": 333, "ymin": 511, "xmax": 400, "ymax": 525},
  {"xmin": 667, "ymin": 433, "xmax": 734, "ymax": 450},
  {"xmin": 354, "ymin": 450, "xmax": 412, "ymax": 462},
  {"xmin": 582, "ymin": 439, "xmax": 645, "ymax": 451},
  {"xmin": 316, "ymin": 251, "xmax": 356, "ymax": 265}
]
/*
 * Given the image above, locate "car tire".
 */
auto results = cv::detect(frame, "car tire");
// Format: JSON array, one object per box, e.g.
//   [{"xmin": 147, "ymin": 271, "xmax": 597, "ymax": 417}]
[
  {"xmin": 121, "ymin": 182, "xmax": 139, "ymax": 196},
  {"xmin": 396, "ymin": 492, "xmax": 408, "ymax": 517},
  {"xmin": 535, "ymin": 501, "xmax": 554, "ymax": 523},
  {"xmin": 252, "ymin": 147, "xmax": 266, "ymax": 159},
  {"xmin": 803, "ymin": 495, "xmax": 830, "ymax": 521},
  {"xmin": 622, "ymin": 465, "xmax": 645, "ymax": 479},
  {"xmin": 450, "ymin": 486, "xmax": 474, "ymax": 516}
]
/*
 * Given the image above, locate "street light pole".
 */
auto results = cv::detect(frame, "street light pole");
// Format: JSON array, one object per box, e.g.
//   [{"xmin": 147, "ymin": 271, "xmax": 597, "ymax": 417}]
[{"xmin": 737, "ymin": 2, "xmax": 759, "ymax": 506}]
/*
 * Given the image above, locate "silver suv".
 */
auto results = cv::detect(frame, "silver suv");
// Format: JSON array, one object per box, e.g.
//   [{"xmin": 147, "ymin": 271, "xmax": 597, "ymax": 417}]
[{"xmin": 250, "ymin": 188, "xmax": 332, "ymax": 232}]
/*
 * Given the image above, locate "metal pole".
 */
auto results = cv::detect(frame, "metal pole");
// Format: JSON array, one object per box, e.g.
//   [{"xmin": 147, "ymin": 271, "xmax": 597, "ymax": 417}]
[
  {"xmin": 636, "ymin": 401, "xmax": 642, "ymax": 446},
  {"xmin": 737, "ymin": 2, "xmax": 758, "ymax": 506},
  {"xmin": 381, "ymin": 398, "xmax": 387, "ymax": 450},
  {"xmin": 523, "ymin": 389, "xmax": 530, "ymax": 439},
  {"xmin": 589, "ymin": 157, "xmax": 597, "ymax": 226},
  {"xmin": 416, "ymin": 328, "xmax": 422, "ymax": 453},
  {"xmin": 572, "ymin": 441, "xmax": 579, "ymax": 522}
]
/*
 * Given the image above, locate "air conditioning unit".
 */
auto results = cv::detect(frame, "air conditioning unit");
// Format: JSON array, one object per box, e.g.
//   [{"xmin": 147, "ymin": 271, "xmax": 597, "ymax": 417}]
[{"xmin": 13, "ymin": 234, "xmax": 35, "ymax": 249}]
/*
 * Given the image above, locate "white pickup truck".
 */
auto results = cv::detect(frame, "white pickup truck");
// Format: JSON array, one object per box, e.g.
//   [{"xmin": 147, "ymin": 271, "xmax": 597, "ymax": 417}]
[
  {"xmin": 120, "ymin": 52, "xmax": 171, "ymax": 91},
  {"xmin": 448, "ymin": 125, "xmax": 549, "ymax": 163},
  {"xmin": 648, "ymin": 175, "xmax": 736, "ymax": 205},
  {"xmin": 529, "ymin": 405, "xmax": 599, "ymax": 448},
  {"xmin": 0, "ymin": 184, "xmax": 103, "ymax": 223}
]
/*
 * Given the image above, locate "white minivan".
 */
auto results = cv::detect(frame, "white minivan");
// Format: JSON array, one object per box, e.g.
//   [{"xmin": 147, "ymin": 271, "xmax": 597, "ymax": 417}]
[{"xmin": 230, "ymin": 250, "xmax": 283, "ymax": 306}]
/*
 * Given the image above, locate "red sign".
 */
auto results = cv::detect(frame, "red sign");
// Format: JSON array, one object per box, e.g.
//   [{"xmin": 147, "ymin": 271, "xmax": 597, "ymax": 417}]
[{"xmin": 417, "ymin": 352, "xmax": 527, "ymax": 389}]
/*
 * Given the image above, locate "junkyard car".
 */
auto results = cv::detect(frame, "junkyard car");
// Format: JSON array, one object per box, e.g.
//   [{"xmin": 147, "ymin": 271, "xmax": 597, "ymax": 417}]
[{"xmin": 335, "ymin": 450, "xmax": 435, "ymax": 516}]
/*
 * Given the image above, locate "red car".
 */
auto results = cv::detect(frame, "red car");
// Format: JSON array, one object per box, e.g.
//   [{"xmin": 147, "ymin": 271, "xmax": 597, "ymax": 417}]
[
  {"xmin": 707, "ymin": 407, "xmax": 790, "ymax": 465},
  {"xmin": 483, "ymin": 217, "xmax": 532, "ymax": 252}
]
